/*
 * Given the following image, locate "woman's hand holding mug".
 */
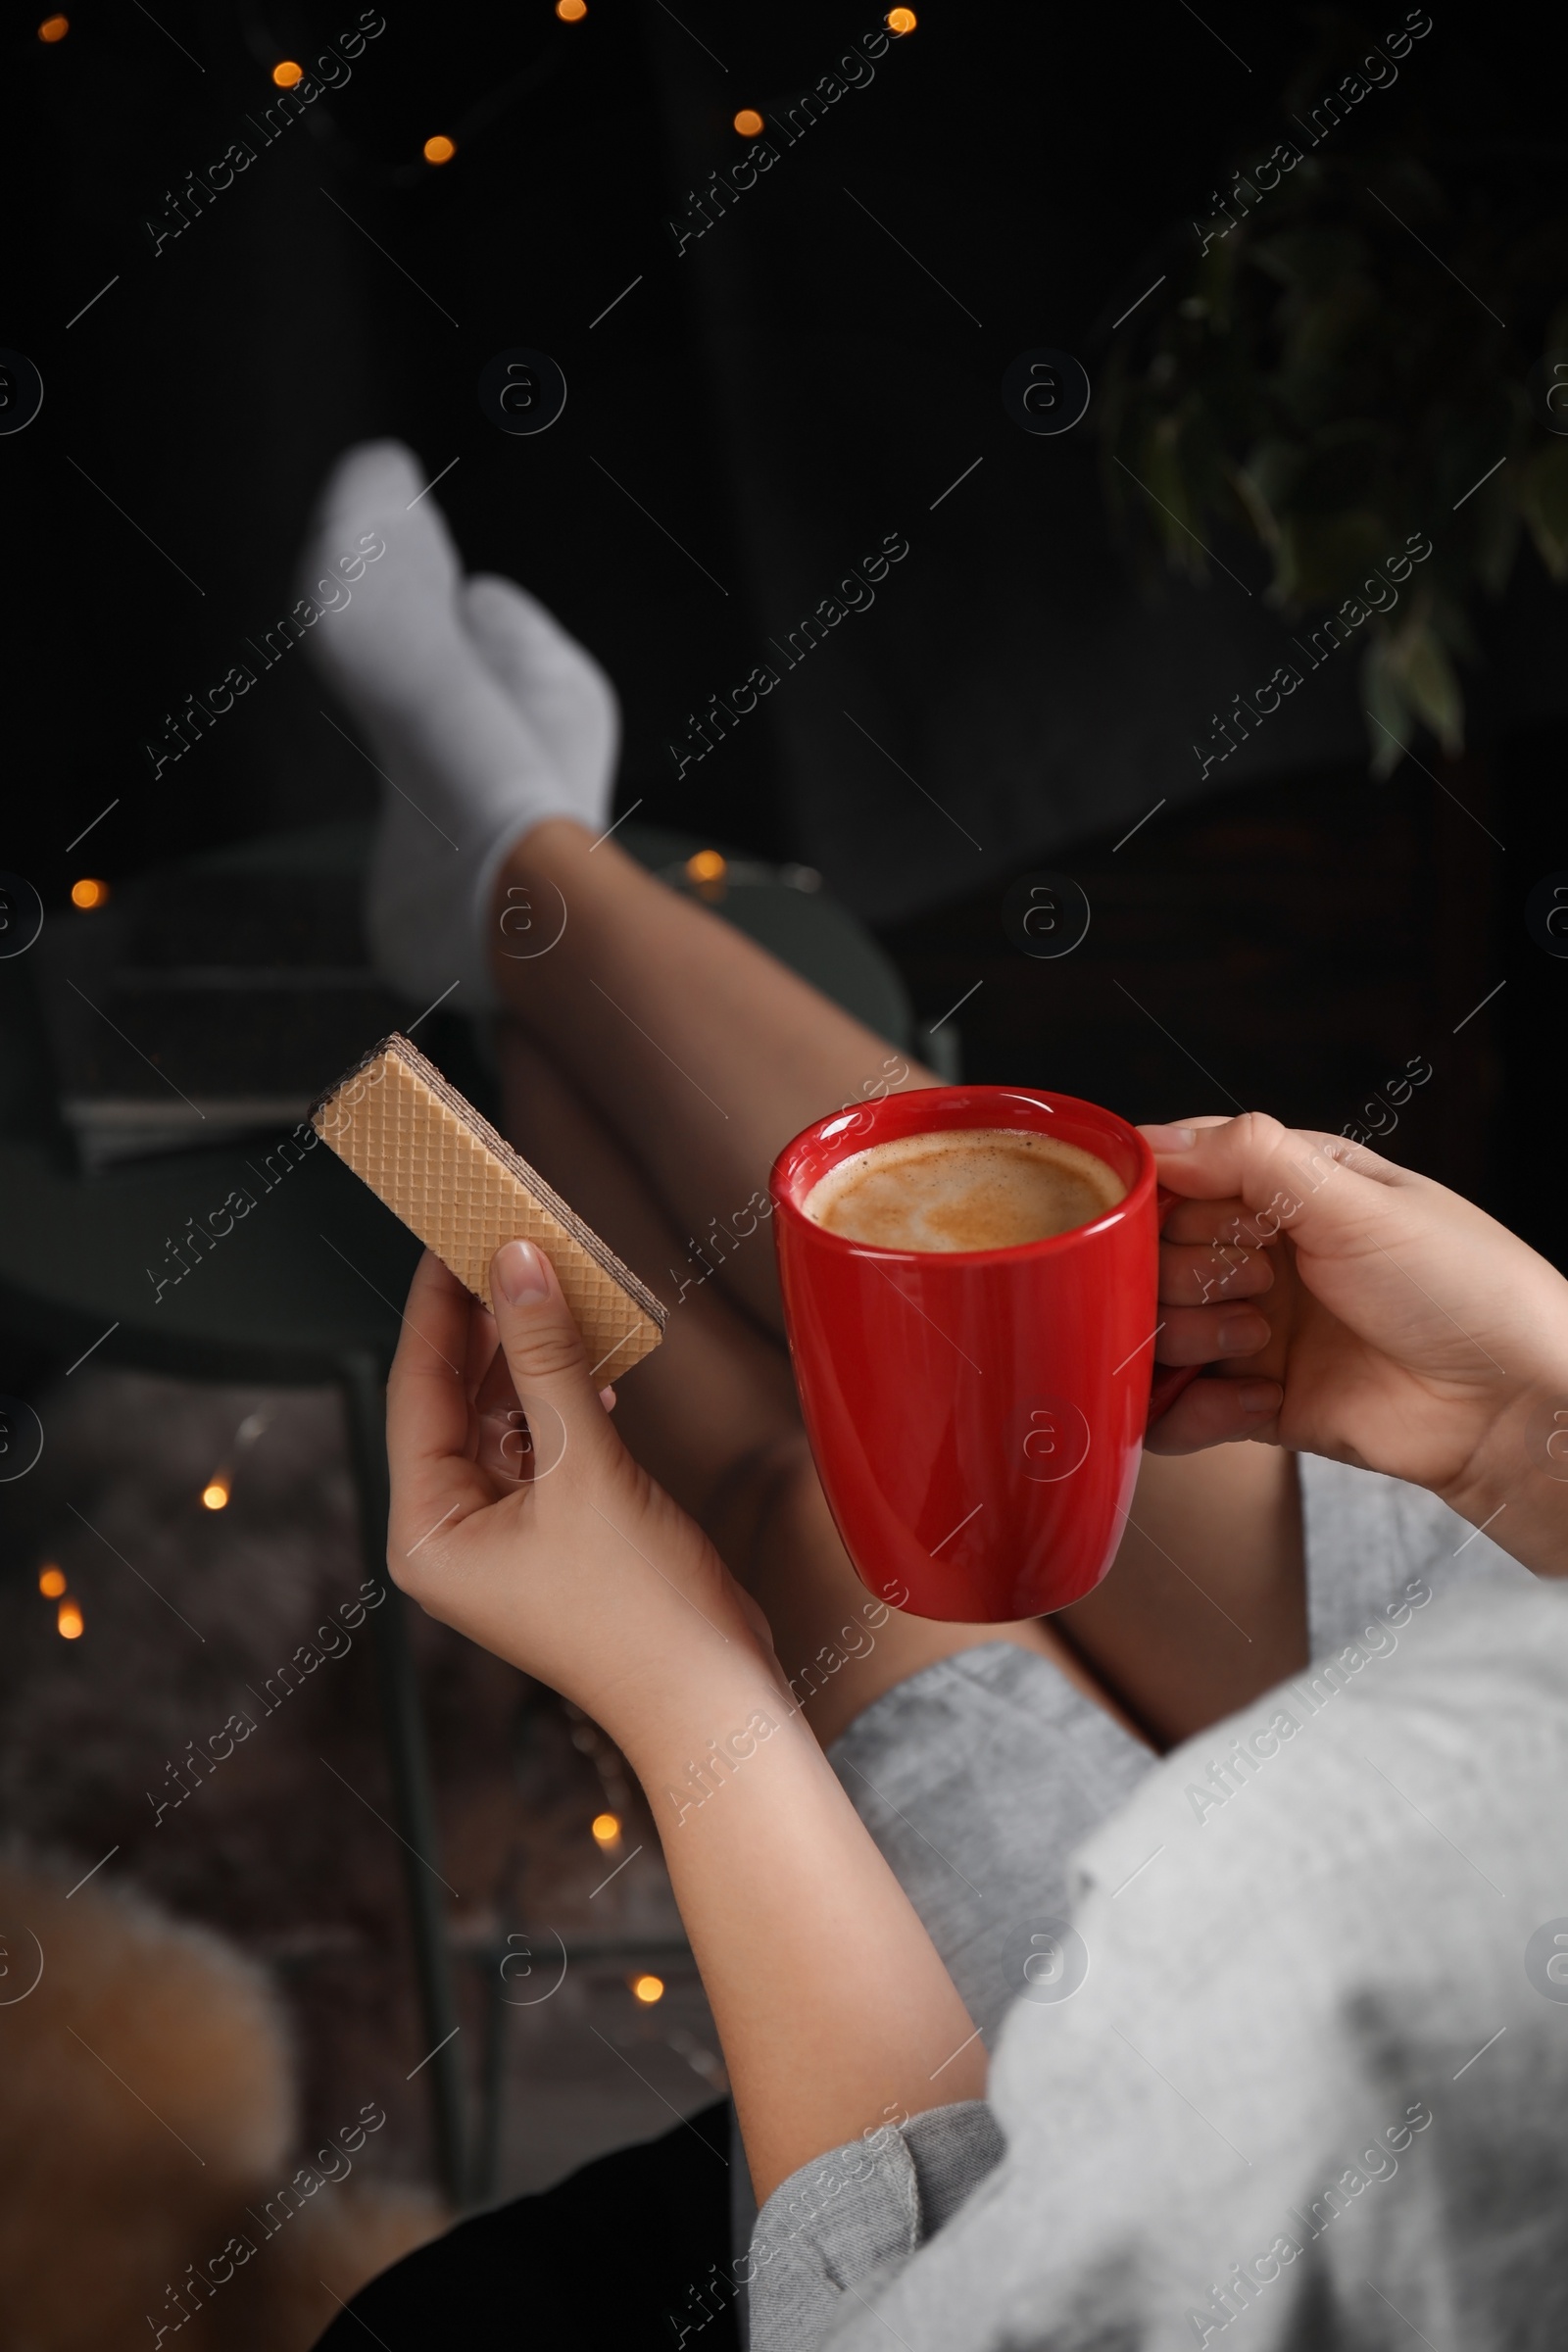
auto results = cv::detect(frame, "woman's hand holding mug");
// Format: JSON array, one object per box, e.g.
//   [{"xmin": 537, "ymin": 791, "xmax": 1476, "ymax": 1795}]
[{"xmin": 1142, "ymin": 1113, "xmax": 1568, "ymax": 1578}]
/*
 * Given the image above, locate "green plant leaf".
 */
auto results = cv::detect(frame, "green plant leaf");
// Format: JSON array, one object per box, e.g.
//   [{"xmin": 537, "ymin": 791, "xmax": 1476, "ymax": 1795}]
[
  {"xmin": 1250, "ymin": 229, "xmax": 1370, "ymax": 296},
  {"xmin": 1388, "ymin": 616, "xmax": 1465, "ymax": 755},
  {"xmin": 1473, "ymin": 483, "xmax": 1522, "ymax": 597},
  {"xmin": 1226, "ymin": 461, "xmax": 1281, "ymax": 553},
  {"xmin": 1099, "ymin": 108, "xmax": 1565, "ymax": 707},
  {"xmin": 1516, "ymin": 442, "xmax": 1568, "ymax": 582},
  {"xmin": 1136, "ymin": 415, "xmax": 1209, "ymax": 579},
  {"xmin": 1282, "ymin": 424, "xmax": 1395, "ymax": 524},
  {"xmin": 1361, "ymin": 635, "xmax": 1413, "ymax": 777},
  {"xmin": 1274, "ymin": 510, "xmax": 1391, "ymax": 605},
  {"xmin": 1242, "ymin": 439, "xmax": 1301, "ymax": 518},
  {"xmin": 1429, "ymin": 592, "xmax": 1481, "ymax": 665}
]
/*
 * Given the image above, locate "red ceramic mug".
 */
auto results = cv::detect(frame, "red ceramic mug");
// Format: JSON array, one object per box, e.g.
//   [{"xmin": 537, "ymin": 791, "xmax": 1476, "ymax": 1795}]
[{"xmin": 770, "ymin": 1085, "xmax": 1195, "ymax": 1622}]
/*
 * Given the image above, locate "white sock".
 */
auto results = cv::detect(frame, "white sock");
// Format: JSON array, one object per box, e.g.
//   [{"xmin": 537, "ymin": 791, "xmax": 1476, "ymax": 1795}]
[{"xmin": 300, "ymin": 440, "xmax": 618, "ymax": 1011}]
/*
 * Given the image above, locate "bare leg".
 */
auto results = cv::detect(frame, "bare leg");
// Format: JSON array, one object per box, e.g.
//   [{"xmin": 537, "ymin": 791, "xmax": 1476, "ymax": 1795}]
[
  {"xmin": 489, "ymin": 818, "xmax": 932, "ymax": 1336},
  {"xmin": 298, "ymin": 451, "xmax": 1308, "ymax": 1743},
  {"xmin": 493, "ymin": 1020, "xmax": 797, "ymax": 1526},
  {"xmin": 493, "ymin": 1022, "xmax": 1139, "ymax": 1751},
  {"xmin": 1055, "ymin": 1445, "xmax": 1308, "ymax": 1749},
  {"xmin": 490, "ymin": 822, "xmax": 1310, "ymax": 1740}
]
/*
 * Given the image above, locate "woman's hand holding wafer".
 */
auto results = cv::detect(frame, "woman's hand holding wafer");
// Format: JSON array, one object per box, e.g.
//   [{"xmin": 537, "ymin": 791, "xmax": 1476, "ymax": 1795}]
[
  {"xmin": 385, "ymin": 1240, "xmax": 986, "ymax": 2202},
  {"xmin": 385, "ymin": 1244, "xmax": 780, "ymax": 1748}
]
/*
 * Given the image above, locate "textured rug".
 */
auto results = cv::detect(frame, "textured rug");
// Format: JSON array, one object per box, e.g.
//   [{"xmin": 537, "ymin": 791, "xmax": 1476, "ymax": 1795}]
[{"xmin": 0, "ymin": 1365, "xmax": 724, "ymax": 2336}]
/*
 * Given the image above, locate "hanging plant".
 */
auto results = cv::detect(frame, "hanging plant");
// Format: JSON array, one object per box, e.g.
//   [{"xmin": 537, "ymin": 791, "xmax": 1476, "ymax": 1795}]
[{"xmin": 1099, "ymin": 18, "xmax": 1568, "ymax": 774}]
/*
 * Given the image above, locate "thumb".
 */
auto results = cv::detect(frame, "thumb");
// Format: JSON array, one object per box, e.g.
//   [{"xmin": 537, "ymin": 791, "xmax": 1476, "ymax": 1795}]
[
  {"xmin": 1140, "ymin": 1111, "xmax": 1419, "ymax": 1248},
  {"xmin": 490, "ymin": 1240, "xmax": 617, "ymax": 1463}
]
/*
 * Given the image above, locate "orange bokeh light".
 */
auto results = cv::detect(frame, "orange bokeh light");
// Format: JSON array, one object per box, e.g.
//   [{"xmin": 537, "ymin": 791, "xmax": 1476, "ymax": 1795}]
[
  {"xmin": 38, "ymin": 1565, "xmax": 67, "ymax": 1598},
  {"xmin": 58, "ymin": 1599, "xmax": 84, "ymax": 1640},
  {"xmin": 38, "ymin": 15, "xmax": 70, "ymax": 40},
  {"xmin": 686, "ymin": 850, "xmax": 725, "ymax": 884},
  {"xmin": 71, "ymin": 877, "xmax": 108, "ymax": 909},
  {"xmin": 887, "ymin": 7, "xmax": 917, "ymax": 29},
  {"xmin": 591, "ymin": 1812, "xmax": 621, "ymax": 1844},
  {"xmin": 271, "ymin": 59, "xmax": 304, "ymax": 86},
  {"xmin": 631, "ymin": 1974, "xmax": 664, "ymax": 2004},
  {"xmin": 201, "ymin": 1479, "xmax": 230, "ymax": 1511},
  {"xmin": 733, "ymin": 109, "xmax": 763, "ymax": 138},
  {"xmin": 423, "ymin": 134, "xmax": 456, "ymax": 165},
  {"xmin": 556, "ymin": 0, "xmax": 588, "ymax": 19}
]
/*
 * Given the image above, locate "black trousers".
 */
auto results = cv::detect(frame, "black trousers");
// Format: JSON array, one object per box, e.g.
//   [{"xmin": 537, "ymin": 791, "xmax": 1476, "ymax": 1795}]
[{"xmin": 313, "ymin": 2102, "xmax": 742, "ymax": 2350}]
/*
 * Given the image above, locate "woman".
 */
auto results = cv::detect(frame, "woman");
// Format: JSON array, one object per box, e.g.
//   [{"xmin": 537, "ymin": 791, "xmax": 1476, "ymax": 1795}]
[{"xmin": 310, "ymin": 445, "xmax": 1568, "ymax": 2349}]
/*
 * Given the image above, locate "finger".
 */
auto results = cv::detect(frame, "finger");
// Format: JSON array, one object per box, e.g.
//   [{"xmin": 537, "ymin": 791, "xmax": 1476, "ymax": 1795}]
[
  {"xmin": 1154, "ymin": 1302, "xmax": 1273, "ymax": 1366},
  {"xmin": 474, "ymin": 1388, "xmax": 531, "ymax": 1480},
  {"xmin": 1158, "ymin": 1194, "xmax": 1261, "ymax": 1249},
  {"xmin": 463, "ymin": 1301, "xmax": 502, "ymax": 1406},
  {"xmin": 472, "ymin": 1337, "xmax": 520, "ymax": 1422},
  {"xmin": 388, "ymin": 1253, "xmax": 472, "ymax": 1461},
  {"xmin": 386, "ymin": 1253, "xmax": 491, "ymax": 1545},
  {"xmin": 1141, "ymin": 1115, "xmax": 1415, "ymax": 1245},
  {"xmin": 474, "ymin": 1408, "xmax": 530, "ymax": 1487},
  {"xmin": 1158, "ymin": 1240, "xmax": 1275, "ymax": 1307},
  {"xmin": 471, "ymin": 1326, "xmax": 528, "ymax": 1480},
  {"xmin": 1144, "ymin": 1372, "xmax": 1284, "ymax": 1455},
  {"xmin": 470, "ymin": 1338, "xmax": 616, "ymax": 1476},
  {"xmin": 489, "ymin": 1240, "xmax": 620, "ymax": 1465}
]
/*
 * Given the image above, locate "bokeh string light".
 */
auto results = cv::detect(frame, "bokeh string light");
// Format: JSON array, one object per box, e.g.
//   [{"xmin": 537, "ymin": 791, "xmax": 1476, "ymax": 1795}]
[
  {"xmin": 684, "ymin": 848, "xmax": 728, "ymax": 905},
  {"xmin": 39, "ymin": 1565, "xmax": 81, "ymax": 1639},
  {"xmin": 195, "ymin": 1412, "xmax": 270, "ymax": 1516}
]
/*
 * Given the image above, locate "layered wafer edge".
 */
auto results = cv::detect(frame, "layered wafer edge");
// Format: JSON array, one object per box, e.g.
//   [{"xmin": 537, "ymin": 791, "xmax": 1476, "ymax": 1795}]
[{"xmin": 310, "ymin": 1031, "xmax": 668, "ymax": 1348}]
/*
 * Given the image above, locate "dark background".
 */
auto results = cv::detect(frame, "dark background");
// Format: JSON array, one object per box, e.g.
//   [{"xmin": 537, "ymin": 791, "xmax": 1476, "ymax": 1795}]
[
  {"xmin": 2, "ymin": 0, "xmax": 1568, "ymax": 2290},
  {"xmin": 3, "ymin": 0, "xmax": 1565, "ymax": 1248}
]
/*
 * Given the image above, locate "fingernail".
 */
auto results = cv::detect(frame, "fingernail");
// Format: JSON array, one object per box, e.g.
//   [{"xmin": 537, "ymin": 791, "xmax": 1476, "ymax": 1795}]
[
  {"xmin": 1236, "ymin": 1381, "xmax": 1281, "ymax": 1413},
  {"xmin": 496, "ymin": 1239, "xmax": 550, "ymax": 1304},
  {"xmin": 1141, "ymin": 1124, "xmax": 1197, "ymax": 1152},
  {"xmin": 1217, "ymin": 1312, "xmax": 1270, "ymax": 1354}
]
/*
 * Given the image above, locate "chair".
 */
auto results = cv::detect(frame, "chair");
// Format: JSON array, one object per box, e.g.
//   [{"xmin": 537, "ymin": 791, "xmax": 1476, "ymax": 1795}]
[{"xmin": 0, "ymin": 817, "xmax": 913, "ymax": 2208}]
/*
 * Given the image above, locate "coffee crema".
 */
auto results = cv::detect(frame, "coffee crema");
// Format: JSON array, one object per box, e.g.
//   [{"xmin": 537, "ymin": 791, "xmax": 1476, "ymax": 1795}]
[{"xmin": 802, "ymin": 1126, "xmax": 1126, "ymax": 1253}]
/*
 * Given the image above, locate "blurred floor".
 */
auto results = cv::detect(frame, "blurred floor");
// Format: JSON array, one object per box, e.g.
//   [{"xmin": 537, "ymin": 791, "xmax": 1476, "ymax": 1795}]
[{"xmin": 0, "ymin": 1363, "xmax": 721, "ymax": 2210}]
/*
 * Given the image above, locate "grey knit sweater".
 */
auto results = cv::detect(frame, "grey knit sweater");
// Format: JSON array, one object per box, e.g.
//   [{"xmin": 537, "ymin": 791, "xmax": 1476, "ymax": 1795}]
[{"xmin": 743, "ymin": 1461, "xmax": 1566, "ymax": 2352}]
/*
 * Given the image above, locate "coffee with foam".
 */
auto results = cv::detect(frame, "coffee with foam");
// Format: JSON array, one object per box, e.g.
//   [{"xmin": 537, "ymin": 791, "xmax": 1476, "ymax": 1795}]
[{"xmin": 802, "ymin": 1127, "xmax": 1125, "ymax": 1253}]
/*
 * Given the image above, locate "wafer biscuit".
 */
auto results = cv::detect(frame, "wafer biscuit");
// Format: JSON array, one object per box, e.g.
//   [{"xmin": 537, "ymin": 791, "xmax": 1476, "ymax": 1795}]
[{"xmin": 312, "ymin": 1033, "xmax": 666, "ymax": 1377}]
